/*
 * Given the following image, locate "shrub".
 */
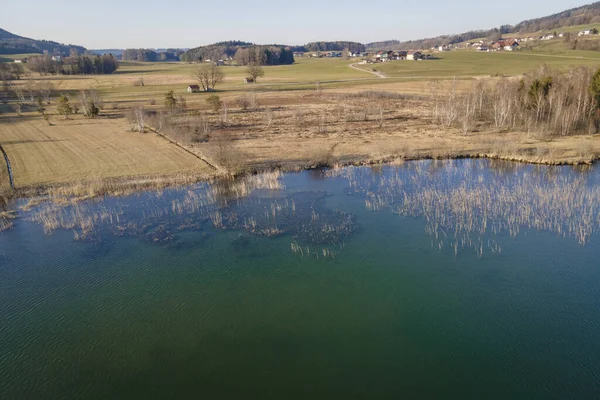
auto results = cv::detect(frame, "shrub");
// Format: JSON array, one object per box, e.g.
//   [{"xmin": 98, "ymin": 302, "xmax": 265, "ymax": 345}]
[
  {"xmin": 56, "ymin": 95, "xmax": 73, "ymax": 119},
  {"xmin": 206, "ymin": 94, "xmax": 222, "ymax": 111}
]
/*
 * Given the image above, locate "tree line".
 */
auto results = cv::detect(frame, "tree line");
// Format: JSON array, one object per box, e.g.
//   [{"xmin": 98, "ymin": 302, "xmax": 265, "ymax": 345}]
[
  {"xmin": 181, "ymin": 41, "xmax": 368, "ymax": 64},
  {"xmin": 292, "ymin": 41, "xmax": 365, "ymax": 53},
  {"xmin": 27, "ymin": 54, "xmax": 119, "ymax": 75},
  {"xmin": 232, "ymin": 46, "xmax": 294, "ymax": 66},
  {"xmin": 432, "ymin": 65, "xmax": 600, "ymax": 137},
  {"xmin": 182, "ymin": 43, "xmax": 294, "ymax": 65},
  {"xmin": 121, "ymin": 49, "xmax": 183, "ymax": 62}
]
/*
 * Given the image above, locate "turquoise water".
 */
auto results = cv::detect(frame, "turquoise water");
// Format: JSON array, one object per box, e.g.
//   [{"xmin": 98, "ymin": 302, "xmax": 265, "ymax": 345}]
[{"xmin": 2, "ymin": 160, "xmax": 600, "ymax": 399}]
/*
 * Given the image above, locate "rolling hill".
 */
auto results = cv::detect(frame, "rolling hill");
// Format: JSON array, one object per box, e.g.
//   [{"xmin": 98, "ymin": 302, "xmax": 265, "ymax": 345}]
[
  {"xmin": 367, "ymin": 1, "xmax": 600, "ymax": 50},
  {"xmin": 0, "ymin": 27, "xmax": 86, "ymax": 55}
]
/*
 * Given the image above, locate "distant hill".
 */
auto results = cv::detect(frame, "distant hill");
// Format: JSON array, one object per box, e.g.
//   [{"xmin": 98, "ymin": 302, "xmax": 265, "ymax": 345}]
[
  {"xmin": 0, "ymin": 27, "xmax": 86, "ymax": 55},
  {"xmin": 367, "ymin": 2, "xmax": 600, "ymax": 50},
  {"xmin": 182, "ymin": 41, "xmax": 295, "ymax": 65},
  {"xmin": 181, "ymin": 40, "xmax": 365, "ymax": 64}
]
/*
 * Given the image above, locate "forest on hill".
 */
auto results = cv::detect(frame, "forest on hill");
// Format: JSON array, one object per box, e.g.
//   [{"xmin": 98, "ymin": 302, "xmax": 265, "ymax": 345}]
[
  {"xmin": 367, "ymin": 2, "xmax": 600, "ymax": 50},
  {"xmin": 0, "ymin": 28, "xmax": 86, "ymax": 55}
]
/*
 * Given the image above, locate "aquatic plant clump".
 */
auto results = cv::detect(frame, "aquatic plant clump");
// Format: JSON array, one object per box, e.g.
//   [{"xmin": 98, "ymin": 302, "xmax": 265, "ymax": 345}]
[
  {"xmin": 23, "ymin": 171, "xmax": 358, "ymax": 250},
  {"xmin": 332, "ymin": 160, "xmax": 600, "ymax": 255},
  {"xmin": 212, "ymin": 191, "xmax": 357, "ymax": 245}
]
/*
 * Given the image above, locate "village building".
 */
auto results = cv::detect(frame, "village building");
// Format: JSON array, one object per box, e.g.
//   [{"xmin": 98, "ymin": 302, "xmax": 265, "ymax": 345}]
[
  {"xmin": 503, "ymin": 40, "xmax": 519, "ymax": 51},
  {"xmin": 187, "ymin": 85, "xmax": 200, "ymax": 93},
  {"xmin": 406, "ymin": 51, "xmax": 422, "ymax": 60},
  {"xmin": 578, "ymin": 28, "xmax": 598, "ymax": 36}
]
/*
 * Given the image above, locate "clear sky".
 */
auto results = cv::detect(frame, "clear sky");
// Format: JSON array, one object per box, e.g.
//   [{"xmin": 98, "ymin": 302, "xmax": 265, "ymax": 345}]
[{"xmin": 2, "ymin": 0, "xmax": 592, "ymax": 49}]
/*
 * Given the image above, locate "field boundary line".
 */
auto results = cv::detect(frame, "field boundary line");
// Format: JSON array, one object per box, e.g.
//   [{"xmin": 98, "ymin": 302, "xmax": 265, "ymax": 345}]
[{"xmin": 146, "ymin": 127, "xmax": 218, "ymax": 171}]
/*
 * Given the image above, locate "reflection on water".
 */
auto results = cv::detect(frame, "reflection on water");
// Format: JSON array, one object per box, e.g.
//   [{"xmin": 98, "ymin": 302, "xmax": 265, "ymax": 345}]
[
  {"xmin": 25, "ymin": 171, "xmax": 356, "ymax": 257},
  {"xmin": 19, "ymin": 160, "xmax": 600, "ymax": 258},
  {"xmin": 328, "ymin": 160, "xmax": 600, "ymax": 255}
]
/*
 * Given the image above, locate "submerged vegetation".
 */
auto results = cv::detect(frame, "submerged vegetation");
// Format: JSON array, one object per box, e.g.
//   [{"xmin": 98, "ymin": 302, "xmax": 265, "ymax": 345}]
[
  {"xmin": 24, "ymin": 171, "xmax": 356, "ymax": 254},
  {"xmin": 12, "ymin": 161, "xmax": 600, "ymax": 260},
  {"xmin": 328, "ymin": 160, "xmax": 600, "ymax": 255}
]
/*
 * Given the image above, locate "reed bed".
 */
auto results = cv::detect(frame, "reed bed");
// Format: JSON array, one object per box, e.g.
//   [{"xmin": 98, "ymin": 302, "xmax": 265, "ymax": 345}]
[
  {"xmin": 334, "ymin": 160, "xmax": 600, "ymax": 255},
  {"xmin": 0, "ymin": 211, "xmax": 15, "ymax": 232},
  {"xmin": 290, "ymin": 241, "xmax": 336, "ymax": 260},
  {"xmin": 21, "ymin": 170, "xmax": 357, "ymax": 252}
]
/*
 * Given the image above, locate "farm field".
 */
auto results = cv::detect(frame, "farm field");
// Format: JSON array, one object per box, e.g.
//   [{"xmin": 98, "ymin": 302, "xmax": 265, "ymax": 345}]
[
  {"xmin": 0, "ymin": 116, "xmax": 212, "ymax": 187},
  {"xmin": 359, "ymin": 50, "xmax": 600, "ymax": 78}
]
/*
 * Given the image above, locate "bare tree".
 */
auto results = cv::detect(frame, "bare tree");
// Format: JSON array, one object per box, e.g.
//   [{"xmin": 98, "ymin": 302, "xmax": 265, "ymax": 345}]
[
  {"xmin": 246, "ymin": 64, "xmax": 264, "ymax": 83},
  {"xmin": 220, "ymin": 101, "xmax": 229, "ymax": 126},
  {"xmin": 39, "ymin": 82, "xmax": 54, "ymax": 104},
  {"xmin": 213, "ymin": 132, "xmax": 243, "ymax": 174},
  {"xmin": 134, "ymin": 105, "xmax": 146, "ymax": 132},
  {"xmin": 0, "ymin": 64, "xmax": 11, "ymax": 92},
  {"xmin": 342, "ymin": 47, "xmax": 350, "ymax": 60},
  {"xmin": 14, "ymin": 87, "xmax": 26, "ymax": 104},
  {"xmin": 126, "ymin": 105, "xmax": 146, "ymax": 132},
  {"xmin": 264, "ymin": 107, "xmax": 273, "ymax": 127},
  {"xmin": 193, "ymin": 63, "xmax": 225, "ymax": 92},
  {"xmin": 440, "ymin": 79, "xmax": 459, "ymax": 127},
  {"xmin": 78, "ymin": 89, "xmax": 101, "ymax": 117},
  {"xmin": 25, "ymin": 81, "xmax": 35, "ymax": 103},
  {"xmin": 177, "ymin": 95, "xmax": 186, "ymax": 112}
]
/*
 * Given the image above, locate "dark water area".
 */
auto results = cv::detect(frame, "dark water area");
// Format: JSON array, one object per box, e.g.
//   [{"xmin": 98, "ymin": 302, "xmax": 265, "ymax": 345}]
[{"xmin": 1, "ymin": 160, "xmax": 600, "ymax": 399}]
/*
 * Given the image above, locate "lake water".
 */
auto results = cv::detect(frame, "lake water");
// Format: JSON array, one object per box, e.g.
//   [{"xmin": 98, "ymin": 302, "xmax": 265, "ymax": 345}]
[{"xmin": 2, "ymin": 159, "xmax": 600, "ymax": 399}]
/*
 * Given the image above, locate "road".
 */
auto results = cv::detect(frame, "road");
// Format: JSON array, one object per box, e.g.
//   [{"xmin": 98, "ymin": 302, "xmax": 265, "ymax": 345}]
[{"xmin": 349, "ymin": 63, "xmax": 387, "ymax": 78}]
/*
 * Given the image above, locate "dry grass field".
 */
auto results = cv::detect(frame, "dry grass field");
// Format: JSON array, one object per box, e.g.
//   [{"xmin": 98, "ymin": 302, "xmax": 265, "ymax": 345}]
[
  {"xmin": 181, "ymin": 91, "xmax": 600, "ymax": 168},
  {"xmin": 0, "ymin": 115, "xmax": 213, "ymax": 188}
]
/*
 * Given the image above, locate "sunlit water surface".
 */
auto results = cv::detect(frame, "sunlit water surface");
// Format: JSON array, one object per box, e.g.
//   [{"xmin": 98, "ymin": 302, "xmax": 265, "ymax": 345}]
[{"xmin": 2, "ymin": 160, "xmax": 600, "ymax": 399}]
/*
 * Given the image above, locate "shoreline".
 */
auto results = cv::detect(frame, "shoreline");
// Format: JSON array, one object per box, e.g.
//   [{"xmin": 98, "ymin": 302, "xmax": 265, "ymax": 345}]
[{"xmin": 6, "ymin": 150, "xmax": 598, "ymax": 203}]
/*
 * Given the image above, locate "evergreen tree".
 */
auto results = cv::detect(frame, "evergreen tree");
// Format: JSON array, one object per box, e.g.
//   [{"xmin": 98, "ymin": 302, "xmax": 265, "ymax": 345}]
[
  {"xmin": 57, "ymin": 95, "xmax": 73, "ymax": 119},
  {"xmin": 87, "ymin": 99, "xmax": 99, "ymax": 117},
  {"xmin": 590, "ymin": 68, "xmax": 600, "ymax": 108},
  {"xmin": 164, "ymin": 90, "xmax": 178, "ymax": 111}
]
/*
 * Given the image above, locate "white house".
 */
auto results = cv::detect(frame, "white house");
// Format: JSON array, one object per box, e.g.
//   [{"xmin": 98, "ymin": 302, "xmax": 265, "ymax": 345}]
[
  {"xmin": 579, "ymin": 30, "xmax": 592, "ymax": 36},
  {"xmin": 406, "ymin": 51, "xmax": 422, "ymax": 60},
  {"xmin": 503, "ymin": 41, "xmax": 519, "ymax": 51},
  {"xmin": 187, "ymin": 85, "xmax": 200, "ymax": 93}
]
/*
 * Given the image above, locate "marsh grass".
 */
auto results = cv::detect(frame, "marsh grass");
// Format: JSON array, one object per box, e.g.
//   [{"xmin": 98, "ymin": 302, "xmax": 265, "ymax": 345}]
[{"xmin": 331, "ymin": 161, "xmax": 600, "ymax": 255}]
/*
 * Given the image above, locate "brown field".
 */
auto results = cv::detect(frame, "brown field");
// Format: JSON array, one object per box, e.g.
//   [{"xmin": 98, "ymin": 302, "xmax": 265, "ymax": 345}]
[
  {"xmin": 0, "ymin": 116, "xmax": 213, "ymax": 188},
  {"xmin": 185, "ymin": 92, "xmax": 600, "ymax": 169}
]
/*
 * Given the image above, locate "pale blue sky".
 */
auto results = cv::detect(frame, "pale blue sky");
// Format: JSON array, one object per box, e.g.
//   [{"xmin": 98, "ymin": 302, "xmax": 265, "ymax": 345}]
[{"xmin": 2, "ymin": 0, "xmax": 591, "ymax": 48}]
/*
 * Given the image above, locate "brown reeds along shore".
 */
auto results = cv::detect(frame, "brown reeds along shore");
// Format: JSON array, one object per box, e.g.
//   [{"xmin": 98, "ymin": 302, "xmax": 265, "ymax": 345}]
[{"xmin": 329, "ymin": 160, "xmax": 600, "ymax": 255}]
